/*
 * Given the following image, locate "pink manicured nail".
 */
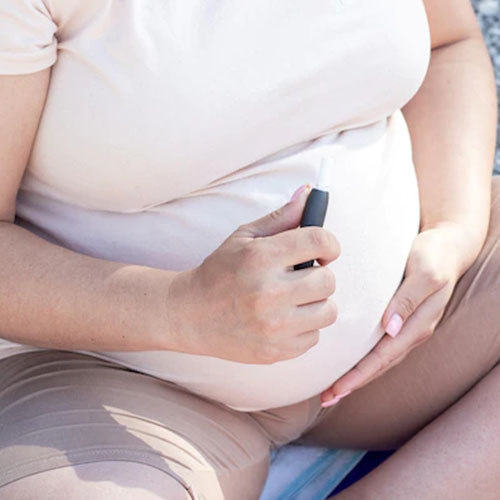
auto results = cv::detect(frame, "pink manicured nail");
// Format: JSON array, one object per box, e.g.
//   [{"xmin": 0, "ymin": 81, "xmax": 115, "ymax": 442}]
[
  {"xmin": 290, "ymin": 184, "xmax": 308, "ymax": 202},
  {"xmin": 321, "ymin": 390, "xmax": 352, "ymax": 408},
  {"xmin": 386, "ymin": 313, "xmax": 403, "ymax": 338}
]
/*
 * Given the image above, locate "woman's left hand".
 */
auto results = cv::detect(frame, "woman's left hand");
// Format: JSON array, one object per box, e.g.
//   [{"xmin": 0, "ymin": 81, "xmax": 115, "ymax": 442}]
[{"xmin": 320, "ymin": 221, "xmax": 484, "ymax": 407}]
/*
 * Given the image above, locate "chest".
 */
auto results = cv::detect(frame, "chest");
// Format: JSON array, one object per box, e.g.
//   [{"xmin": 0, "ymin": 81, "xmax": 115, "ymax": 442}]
[{"xmin": 26, "ymin": 0, "xmax": 430, "ymax": 211}]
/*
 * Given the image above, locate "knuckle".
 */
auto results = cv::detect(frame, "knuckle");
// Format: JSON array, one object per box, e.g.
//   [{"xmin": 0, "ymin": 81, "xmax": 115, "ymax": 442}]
[
  {"xmin": 269, "ymin": 207, "xmax": 285, "ymax": 223},
  {"xmin": 282, "ymin": 348, "xmax": 303, "ymax": 362},
  {"xmin": 235, "ymin": 223, "xmax": 249, "ymax": 236},
  {"xmin": 300, "ymin": 331, "xmax": 320, "ymax": 353},
  {"xmin": 325, "ymin": 299, "xmax": 338, "ymax": 324},
  {"xmin": 253, "ymin": 314, "xmax": 270, "ymax": 335},
  {"xmin": 417, "ymin": 327, "xmax": 433, "ymax": 341},
  {"xmin": 324, "ymin": 228, "xmax": 342, "ymax": 257},
  {"xmin": 252, "ymin": 282, "xmax": 283, "ymax": 310},
  {"xmin": 247, "ymin": 284, "xmax": 285, "ymax": 316},
  {"xmin": 309, "ymin": 227, "xmax": 329, "ymax": 249},
  {"xmin": 309, "ymin": 331, "xmax": 321, "ymax": 348},
  {"xmin": 267, "ymin": 282, "xmax": 286, "ymax": 303},
  {"xmin": 380, "ymin": 356, "xmax": 392, "ymax": 372},
  {"xmin": 398, "ymin": 295, "xmax": 417, "ymax": 315},
  {"xmin": 256, "ymin": 345, "xmax": 280, "ymax": 364},
  {"xmin": 372, "ymin": 349, "xmax": 390, "ymax": 372},
  {"xmin": 351, "ymin": 364, "xmax": 369, "ymax": 383},
  {"xmin": 240, "ymin": 241, "xmax": 267, "ymax": 269},
  {"xmin": 421, "ymin": 267, "xmax": 444, "ymax": 288},
  {"xmin": 295, "ymin": 333, "xmax": 320, "ymax": 358},
  {"xmin": 321, "ymin": 268, "xmax": 336, "ymax": 296},
  {"xmin": 247, "ymin": 287, "xmax": 265, "ymax": 314},
  {"xmin": 260, "ymin": 314, "xmax": 283, "ymax": 337}
]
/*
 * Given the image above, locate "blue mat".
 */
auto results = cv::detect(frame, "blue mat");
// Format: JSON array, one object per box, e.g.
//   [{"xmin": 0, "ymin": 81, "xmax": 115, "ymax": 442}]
[
  {"xmin": 259, "ymin": 445, "xmax": 366, "ymax": 500},
  {"xmin": 259, "ymin": 445, "xmax": 396, "ymax": 499},
  {"xmin": 329, "ymin": 450, "xmax": 396, "ymax": 496}
]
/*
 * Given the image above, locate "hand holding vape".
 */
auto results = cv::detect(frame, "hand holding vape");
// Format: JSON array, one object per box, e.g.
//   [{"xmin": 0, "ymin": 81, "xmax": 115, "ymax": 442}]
[{"xmin": 293, "ymin": 156, "xmax": 333, "ymax": 270}]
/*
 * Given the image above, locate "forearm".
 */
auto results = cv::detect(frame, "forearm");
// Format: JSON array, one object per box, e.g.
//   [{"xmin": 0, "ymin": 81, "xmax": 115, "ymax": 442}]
[
  {"xmin": 402, "ymin": 35, "xmax": 498, "ymax": 264},
  {"xmin": 0, "ymin": 221, "xmax": 181, "ymax": 352}
]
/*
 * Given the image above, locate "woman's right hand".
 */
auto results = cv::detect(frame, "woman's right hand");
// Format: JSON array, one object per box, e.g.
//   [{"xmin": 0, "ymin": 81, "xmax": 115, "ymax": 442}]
[{"xmin": 167, "ymin": 184, "xmax": 341, "ymax": 364}]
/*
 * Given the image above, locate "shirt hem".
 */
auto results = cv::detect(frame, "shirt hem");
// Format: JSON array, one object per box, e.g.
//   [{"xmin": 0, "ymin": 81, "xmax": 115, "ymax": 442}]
[{"xmin": 0, "ymin": 50, "xmax": 57, "ymax": 75}]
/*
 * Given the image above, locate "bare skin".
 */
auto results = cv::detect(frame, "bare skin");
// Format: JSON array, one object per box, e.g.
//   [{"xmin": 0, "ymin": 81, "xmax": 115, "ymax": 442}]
[
  {"xmin": 335, "ymin": 366, "xmax": 500, "ymax": 499},
  {"xmin": 306, "ymin": 0, "xmax": 499, "ymax": 497},
  {"xmin": 0, "ymin": 0, "xmax": 498, "ymax": 497}
]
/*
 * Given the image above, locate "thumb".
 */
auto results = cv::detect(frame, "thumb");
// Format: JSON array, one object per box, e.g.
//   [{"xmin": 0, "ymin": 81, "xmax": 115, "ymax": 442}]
[
  {"xmin": 237, "ymin": 183, "xmax": 312, "ymax": 238},
  {"xmin": 382, "ymin": 273, "xmax": 429, "ymax": 338}
]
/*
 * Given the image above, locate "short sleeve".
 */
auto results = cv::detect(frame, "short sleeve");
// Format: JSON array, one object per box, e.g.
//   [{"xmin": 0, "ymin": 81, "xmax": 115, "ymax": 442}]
[{"xmin": 0, "ymin": 0, "xmax": 58, "ymax": 75}]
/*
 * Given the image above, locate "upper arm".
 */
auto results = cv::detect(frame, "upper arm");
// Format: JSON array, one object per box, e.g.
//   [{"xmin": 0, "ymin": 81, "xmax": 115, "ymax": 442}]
[
  {"xmin": 422, "ymin": 0, "xmax": 484, "ymax": 49},
  {"xmin": 0, "ymin": 70, "xmax": 51, "ymax": 223},
  {"xmin": 0, "ymin": 0, "xmax": 57, "ymax": 222}
]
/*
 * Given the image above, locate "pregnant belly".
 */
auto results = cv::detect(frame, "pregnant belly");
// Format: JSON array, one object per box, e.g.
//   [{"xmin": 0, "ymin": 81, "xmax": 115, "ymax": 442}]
[{"xmin": 66, "ymin": 111, "xmax": 421, "ymax": 412}]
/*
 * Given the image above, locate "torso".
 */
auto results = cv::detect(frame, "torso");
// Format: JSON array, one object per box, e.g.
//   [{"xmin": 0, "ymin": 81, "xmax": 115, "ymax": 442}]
[{"xmin": 3, "ymin": 0, "xmax": 431, "ymax": 410}]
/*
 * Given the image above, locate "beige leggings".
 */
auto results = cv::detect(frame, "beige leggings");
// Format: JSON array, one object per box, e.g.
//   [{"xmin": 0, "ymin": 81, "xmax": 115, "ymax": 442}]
[{"xmin": 1, "ymin": 177, "xmax": 500, "ymax": 500}]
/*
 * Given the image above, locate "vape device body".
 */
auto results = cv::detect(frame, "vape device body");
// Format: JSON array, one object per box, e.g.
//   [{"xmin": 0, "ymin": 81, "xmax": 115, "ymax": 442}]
[{"xmin": 294, "ymin": 157, "xmax": 333, "ymax": 270}]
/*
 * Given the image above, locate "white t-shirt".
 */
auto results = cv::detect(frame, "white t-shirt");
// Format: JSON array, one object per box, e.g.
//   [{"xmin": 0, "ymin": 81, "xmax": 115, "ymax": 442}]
[{"xmin": 0, "ymin": 0, "xmax": 430, "ymax": 411}]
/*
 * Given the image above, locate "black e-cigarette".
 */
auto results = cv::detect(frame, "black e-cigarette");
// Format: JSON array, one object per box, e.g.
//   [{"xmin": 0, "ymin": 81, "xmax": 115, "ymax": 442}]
[{"xmin": 293, "ymin": 156, "xmax": 333, "ymax": 270}]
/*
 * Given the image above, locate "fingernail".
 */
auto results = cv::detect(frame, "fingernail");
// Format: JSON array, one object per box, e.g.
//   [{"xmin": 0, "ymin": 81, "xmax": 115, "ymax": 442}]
[
  {"xmin": 321, "ymin": 390, "xmax": 352, "ymax": 408},
  {"xmin": 386, "ymin": 313, "xmax": 403, "ymax": 337},
  {"xmin": 290, "ymin": 184, "xmax": 311, "ymax": 202}
]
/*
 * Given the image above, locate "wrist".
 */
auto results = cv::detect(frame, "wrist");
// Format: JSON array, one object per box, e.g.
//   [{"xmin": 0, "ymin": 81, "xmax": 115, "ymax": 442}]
[
  {"xmin": 113, "ymin": 265, "xmax": 185, "ymax": 352},
  {"xmin": 420, "ymin": 219, "xmax": 487, "ymax": 277},
  {"xmin": 149, "ymin": 266, "xmax": 200, "ymax": 354}
]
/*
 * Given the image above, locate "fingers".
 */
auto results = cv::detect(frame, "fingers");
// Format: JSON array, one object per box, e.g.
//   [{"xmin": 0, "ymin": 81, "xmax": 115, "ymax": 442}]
[
  {"xmin": 291, "ymin": 298, "xmax": 338, "ymax": 333},
  {"xmin": 261, "ymin": 225, "xmax": 341, "ymax": 268},
  {"xmin": 382, "ymin": 258, "xmax": 447, "ymax": 338},
  {"xmin": 270, "ymin": 329, "xmax": 322, "ymax": 363},
  {"xmin": 322, "ymin": 335, "xmax": 395, "ymax": 401},
  {"xmin": 321, "ymin": 284, "xmax": 450, "ymax": 403},
  {"xmin": 282, "ymin": 265, "xmax": 336, "ymax": 305}
]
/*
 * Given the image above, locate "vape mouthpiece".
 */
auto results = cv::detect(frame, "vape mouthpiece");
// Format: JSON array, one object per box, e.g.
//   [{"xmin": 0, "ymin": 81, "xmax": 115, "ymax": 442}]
[{"xmin": 316, "ymin": 156, "xmax": 334, "ymax": 191}]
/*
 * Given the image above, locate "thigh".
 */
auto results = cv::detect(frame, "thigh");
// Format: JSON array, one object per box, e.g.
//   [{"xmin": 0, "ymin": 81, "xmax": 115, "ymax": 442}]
[
  {"xmin": 296, "ymin": 175, "xmax": 500, "ymax": 451},
  {"xmin": 0, "ymin": 350, "xmax": 272, "ymax": 500},
  {"xmin": 0, "ymin": 461, "xmax": 191, "ymax": 500}
]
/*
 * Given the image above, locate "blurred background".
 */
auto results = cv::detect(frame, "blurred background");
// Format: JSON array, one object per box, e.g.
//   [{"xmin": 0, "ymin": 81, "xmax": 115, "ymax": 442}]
[{"xmin": 472, "ymin": 0, "xmax": 500, "ymax": 173}]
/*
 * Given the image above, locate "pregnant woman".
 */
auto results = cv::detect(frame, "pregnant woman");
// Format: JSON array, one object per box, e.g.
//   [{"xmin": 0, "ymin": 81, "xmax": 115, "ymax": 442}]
[{"xmin": 0, "ymin": 0, "xmax": 498, "ymax": 498}]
